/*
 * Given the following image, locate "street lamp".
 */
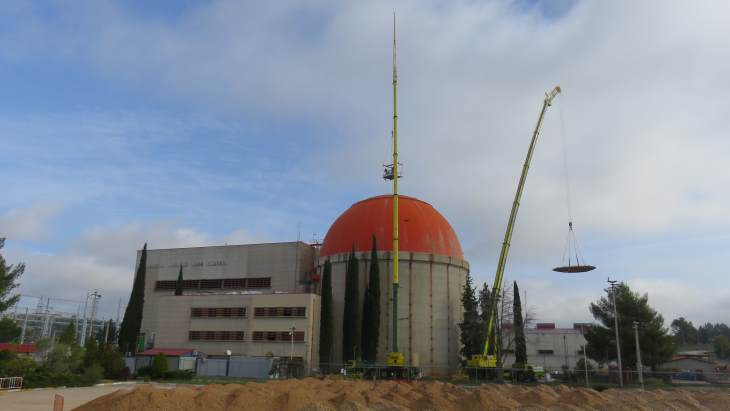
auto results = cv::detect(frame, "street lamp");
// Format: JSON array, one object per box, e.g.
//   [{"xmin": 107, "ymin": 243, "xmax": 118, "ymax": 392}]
[
  {"xmin": 225, "ymin": 349, "xmax": 232, "ymax": 377},
  {"xmin": 289, "ymin": 323, "xmax": 296, "ymax": 361}
]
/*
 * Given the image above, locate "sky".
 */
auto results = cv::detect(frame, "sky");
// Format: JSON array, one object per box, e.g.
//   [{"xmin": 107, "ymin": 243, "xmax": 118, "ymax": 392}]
[{"xmin": 1, "ymin": 0, "xmax": 729, "ymax": 328}]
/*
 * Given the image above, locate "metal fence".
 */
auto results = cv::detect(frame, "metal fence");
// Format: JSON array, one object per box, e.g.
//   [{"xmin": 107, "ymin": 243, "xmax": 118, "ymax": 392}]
[
  {"xmin": 312, "ymin": 363, "xmax": 730, "ymax": 389},
  {"xmin": 0, "ymin": 377, "xmax": 23, "ymax": 391}
]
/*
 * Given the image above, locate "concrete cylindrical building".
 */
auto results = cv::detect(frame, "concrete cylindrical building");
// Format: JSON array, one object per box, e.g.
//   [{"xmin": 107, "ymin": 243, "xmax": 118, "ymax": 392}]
[{"xmin": 317, "ymin": 194, "xmax": 468, "ymax": 374}]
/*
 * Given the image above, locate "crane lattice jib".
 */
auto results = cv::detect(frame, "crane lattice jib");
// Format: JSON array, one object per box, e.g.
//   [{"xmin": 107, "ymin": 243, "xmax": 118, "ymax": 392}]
[{"xmin": 482, "ymin": 86, "xmax": 561, "ymax": 359}]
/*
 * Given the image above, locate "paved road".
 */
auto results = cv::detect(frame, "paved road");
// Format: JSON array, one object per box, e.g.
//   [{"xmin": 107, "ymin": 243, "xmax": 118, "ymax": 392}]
[{"xmin": 0, "ymin": 384, "xmax": 136, "ymax": 411}]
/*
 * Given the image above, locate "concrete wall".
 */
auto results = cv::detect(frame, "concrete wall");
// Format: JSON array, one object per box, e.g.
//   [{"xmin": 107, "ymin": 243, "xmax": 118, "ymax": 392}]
[
  {"xmin": 318, "ymin": 251, "xmax": 468, "ymax": 374},
  {"xmin": 502, "ymin": 328, "xmax": 589, "ymax": 371},
  {"xmin": 139, "ymin": 292, "xmax": 320, "ymax": 370}
]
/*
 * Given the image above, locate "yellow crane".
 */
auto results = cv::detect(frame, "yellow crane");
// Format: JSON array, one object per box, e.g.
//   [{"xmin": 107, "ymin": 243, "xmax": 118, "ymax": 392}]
[{"xmin": 467, "ymin": 86, "xmax": 561, "ymax": 374}]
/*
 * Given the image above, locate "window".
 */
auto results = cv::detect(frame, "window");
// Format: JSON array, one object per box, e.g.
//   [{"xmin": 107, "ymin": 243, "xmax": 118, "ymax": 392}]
[
  {"xmin": 538, "ymin": 349, "xmax": 554, "ymax": 355},
  {"xmin": 251, "ymin": 331, "xmax": 304, "ymax": 342},
  {"xmin": 254, "ymin": 306, "xmax": 306, "ymax": 318},
  {"xmin": 191, "ymin": 307, "xmax": 246, "ymax": 318},
  {"xmin": 156, "ymin": 277, "xmax": 271, "ymax": 291},
  {"xmin": 247, "ymin": 277, "xmax": 271, "ymax": 288},
  {"xmin": 189, "ymin": 331, "xmax": 244, "ymax": 341}
]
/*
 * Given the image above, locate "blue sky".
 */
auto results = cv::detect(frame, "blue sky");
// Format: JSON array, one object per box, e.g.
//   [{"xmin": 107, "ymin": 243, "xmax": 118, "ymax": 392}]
[{"xmin": 1, "ymin": 0, "xmax": 729, "ymax": 327}]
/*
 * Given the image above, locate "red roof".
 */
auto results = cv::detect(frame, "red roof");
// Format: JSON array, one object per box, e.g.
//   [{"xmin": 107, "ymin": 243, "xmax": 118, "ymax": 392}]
[
  {"xmin": 137, "ymin": 348, "xmax": 196, "ymax": 357},
  {"xmin": 320, "ymin": 195, "xmax": 463, "ymax": 259},
  {"xmin": 0, "ymin": 343, "xmax": 38, "ymax": 354}
]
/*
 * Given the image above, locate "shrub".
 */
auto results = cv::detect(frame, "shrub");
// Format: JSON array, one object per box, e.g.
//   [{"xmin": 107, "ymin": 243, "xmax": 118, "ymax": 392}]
[
  {"xmin": 161, "ymin": 369, "xmax": 194, "ymax": 380},
  {"xmin": 151, "ymin": 353, "xmax": 168, "ymax": 378},
  {"xmin": 81, "ymin": 363, "xmax": 104, "ymax": 385},
  {"xmin": 23, "ymin": 368, "xmax": 84, "ymax": 388}
]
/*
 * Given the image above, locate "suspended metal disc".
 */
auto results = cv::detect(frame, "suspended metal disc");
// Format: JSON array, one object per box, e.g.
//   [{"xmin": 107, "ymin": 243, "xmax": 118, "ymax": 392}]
[
  {"xmin": 553, "ymin": 265, "xmax": 596, "ymax": 273},
  {"xmin": 554, "ymin": 221, "xmax": 596, "ymax": 274}
]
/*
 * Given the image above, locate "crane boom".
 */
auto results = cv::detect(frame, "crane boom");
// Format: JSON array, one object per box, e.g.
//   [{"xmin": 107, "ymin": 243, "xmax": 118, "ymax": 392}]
[{"xmin": 479, "ymin": 86, "xmax": 561, "ymax": 361}]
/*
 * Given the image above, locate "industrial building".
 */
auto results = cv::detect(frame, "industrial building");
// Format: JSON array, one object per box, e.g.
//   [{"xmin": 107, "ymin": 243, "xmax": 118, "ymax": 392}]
[
  {"xmin": 138, "ymin": 242, "xmax": 320, "ymax": 367},
  {"xmin": 502, "ymin": 323, "xmax": 592, "ymax": 371},
  {"xmin": 137, "ymin": 194, "xmax": 467, "ymax": 374},
  {"xmin": 318, "ymin": 194, "xmax": 467, "ymax": 373}
]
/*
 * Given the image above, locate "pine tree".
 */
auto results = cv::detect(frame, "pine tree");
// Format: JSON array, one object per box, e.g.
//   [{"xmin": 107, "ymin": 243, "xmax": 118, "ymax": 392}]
[
  {"xmin": 174, "ymin": 265, "xmax": 184, "ymax": 296},
  {"xmin": 361, "ymin": 235, "xmax": 381, "ymax": 363},
  {"xmin": 59, "ymin": 320, "xmax": 77, "ymax": 345},
  {"xmin": 513, "ymin": 281, "xmax": 527, "ymax": 365},
  {"xmin": 0, "ymin": 238, "xmax": 24, "ymax": 314},
  {"xmin": 318, "ymin": 259, "xmax": 333, "ymax": 369},
  {"xmin": 119, "ymin": 243, "xmax": 147, "ymax": 355},
  {"xmin": 459, "ymin": 272, "xmax": 480, "ymax": 360},
  {"xmin": 342, "ymin": 247, "xmax": 361, "ymax": 362}
]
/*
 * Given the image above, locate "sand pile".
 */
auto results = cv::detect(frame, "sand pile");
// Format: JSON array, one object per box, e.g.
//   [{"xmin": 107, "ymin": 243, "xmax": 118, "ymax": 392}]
[{"xmin": 73, "ymin": 378, "xmax": 730, "ymax": 411}]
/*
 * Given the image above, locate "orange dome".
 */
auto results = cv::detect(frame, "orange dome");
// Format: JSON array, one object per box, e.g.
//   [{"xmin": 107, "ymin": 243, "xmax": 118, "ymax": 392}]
[{"xmin": 320, "ymin": 195, "xmax": 464, "ymax": 259}]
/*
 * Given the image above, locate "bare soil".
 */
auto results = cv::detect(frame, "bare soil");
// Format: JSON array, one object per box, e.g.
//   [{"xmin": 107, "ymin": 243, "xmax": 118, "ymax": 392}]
[{"xmin": 72, "ymin": 378, "xmax": 730, "ymax": 411}]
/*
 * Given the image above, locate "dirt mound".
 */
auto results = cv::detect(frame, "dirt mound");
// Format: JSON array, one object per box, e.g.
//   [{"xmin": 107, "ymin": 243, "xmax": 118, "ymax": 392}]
[{"xmin": 72, "ymin": 379, "xmax": 730, "ymax": 411}]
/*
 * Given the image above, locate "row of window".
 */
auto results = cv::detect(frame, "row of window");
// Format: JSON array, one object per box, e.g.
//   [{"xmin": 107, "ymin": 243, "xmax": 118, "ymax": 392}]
[
  {"xmin": 189, "ymin": 306, "xmax": 306, "ymax": 318},
  {"xmin": 188, "ymin": 330, "xmax": 304, "ymax": 342},
  {"xmin": 252, "ymin": 331, "xmax": 305, "ymax": 342},
  {"xmin": 155, "ymin": 277, "xmax": 271, "ymax": 291},
  {"xmin": 253, "ymin": 307, "xmax": 306, "ymax": 318},
  {"xmin": 189, "ymin": 331, "xmax": 245, "ymax": 341},
  {"xmin": 191, "ymin": 307, "xmax": 246, "ymax": 318}
]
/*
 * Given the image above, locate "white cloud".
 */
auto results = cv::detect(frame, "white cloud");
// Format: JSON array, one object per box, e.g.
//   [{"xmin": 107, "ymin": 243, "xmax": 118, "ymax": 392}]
[
  {"xmin": 11, "ymin": 222, "xmax": 262, "ymax": 318},
  {"xmin": 0, "ymin": 203, "xmax": 62, "ymax": 241}
]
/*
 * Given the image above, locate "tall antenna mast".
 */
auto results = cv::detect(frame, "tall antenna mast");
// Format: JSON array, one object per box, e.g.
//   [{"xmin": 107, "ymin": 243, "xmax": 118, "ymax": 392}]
[{"xmin": 384, "ymin": 11, "xmax": 404, "ymax": 368}]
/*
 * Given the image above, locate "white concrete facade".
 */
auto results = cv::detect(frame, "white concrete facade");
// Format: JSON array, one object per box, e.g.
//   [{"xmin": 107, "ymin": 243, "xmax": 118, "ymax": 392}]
[
  {"xmin": 502, "ymin": 327, "xmax": 590, "ymax": 371},
  {"xmin": 137, "ymin": 242, "xmax": 320, "ymax": 368},
  {"xmin": 318, "ymin": 250, "xmax": 468, "ymax": 375}
]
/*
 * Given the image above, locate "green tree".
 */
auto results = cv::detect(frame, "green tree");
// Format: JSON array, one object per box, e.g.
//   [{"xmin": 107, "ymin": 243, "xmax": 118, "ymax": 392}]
[
  {"xmin": 0, "ymin": 317, "xmax": 21, "ymax": 342},
  {"xmin": 0, "ymin": 238, "xmax": 24, "ymax": 313},
  {"xmin": 585, "ymin": 282, "xmax": 674, "ymax": 368},
  {"xmin": 361, "ymin": 235, "xmax": 381, "ymax": 363},
  {"xmin": 478, "ymin": 282, "xmax": 493, "ymax": 355},
  {"xmin": 83, "ymin": 337, "xmax": 99, "ymax": 369},
  {"xmin": 174, "ymin": 265, "xmax": 184, "ymax": 296},
  {"xmin": 151, "ymin": 352, "xmax": 168, "ymax": 378},
  {"xmin": 342, "ymin": 247, "xmax": 360, "ymax": 362},
  {"xmin": 119, "ymin": 243, "xmax": 147, "ymax": 354},
  {"xmin": 513, "ymin": 281, "xmax": 527, "ymax": 365},
  {"xmin": 97, "ymin": 344, "xmax": 124, "ymax": 378},
  {"xmin": 58, "ymin": 320, "xmax": 77, "ymax": 345},
  {"xmin": 318, "ymin": 259, "xmax": 333, "ymax": 368},
  {"xmin": 713, "ymin": 335, "xmax": 730, "ymax": 359},
  {"xmin": 45, "ymin": 343, "xmax": 85, "ymax": 373},
  {"xmin": 459, "ymin": 271, "xmax": 481, "ymax": 361},
  {"xmin": 671, "ymin": 317, "xmax": 698, "ymax": 346}
]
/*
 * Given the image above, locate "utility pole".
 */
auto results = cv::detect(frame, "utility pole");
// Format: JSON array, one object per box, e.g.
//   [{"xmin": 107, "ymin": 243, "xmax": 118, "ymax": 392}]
[
  {"xmin": 88, "ymin": 291, "xmax": 101, "ymax": 342},
  {"xmin": 80, "ymin": 293, "xmax": 90, "ymax": 347},
  {"xmin": 582, "ymin": 344, "xmax": 589, "ymax": 387},
  {"xmin": 20, "ymin": 307, "xmax": 29, "ymax": 344},
  {"xmin": 607, "ymin": 278, "xmax": 623, "ymax": 387},
  {"xmin": 633, "ymin": 321, "xmax": 644, "ymax": 390}
]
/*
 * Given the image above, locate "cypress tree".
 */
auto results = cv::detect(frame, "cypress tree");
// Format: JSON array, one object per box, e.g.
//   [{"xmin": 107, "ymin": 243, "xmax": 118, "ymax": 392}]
[
  {"xmin": 119, "ymin": 243, "xmax": 147, "ymax": 355},
  {"xmin": 361, "ymin": 235, "xmax": 381, "ymax": 363},
  {"xmin": 174, "ymin": 265, "xmax": 184, "ymax": 296},
  {"xmin": 318, "ymin": 259, "xmax": 333, "ymax": 369},
  {"xmin": 459, "ymin": 272, "xmax": 480, "ymax": 360},
  {"xmin": 513, "ymin": 281, "xmax": 527, "ymax": 365},
  {"xmin": 342, "ymin": 247, "xmax": 360, "ymax": 362}
]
